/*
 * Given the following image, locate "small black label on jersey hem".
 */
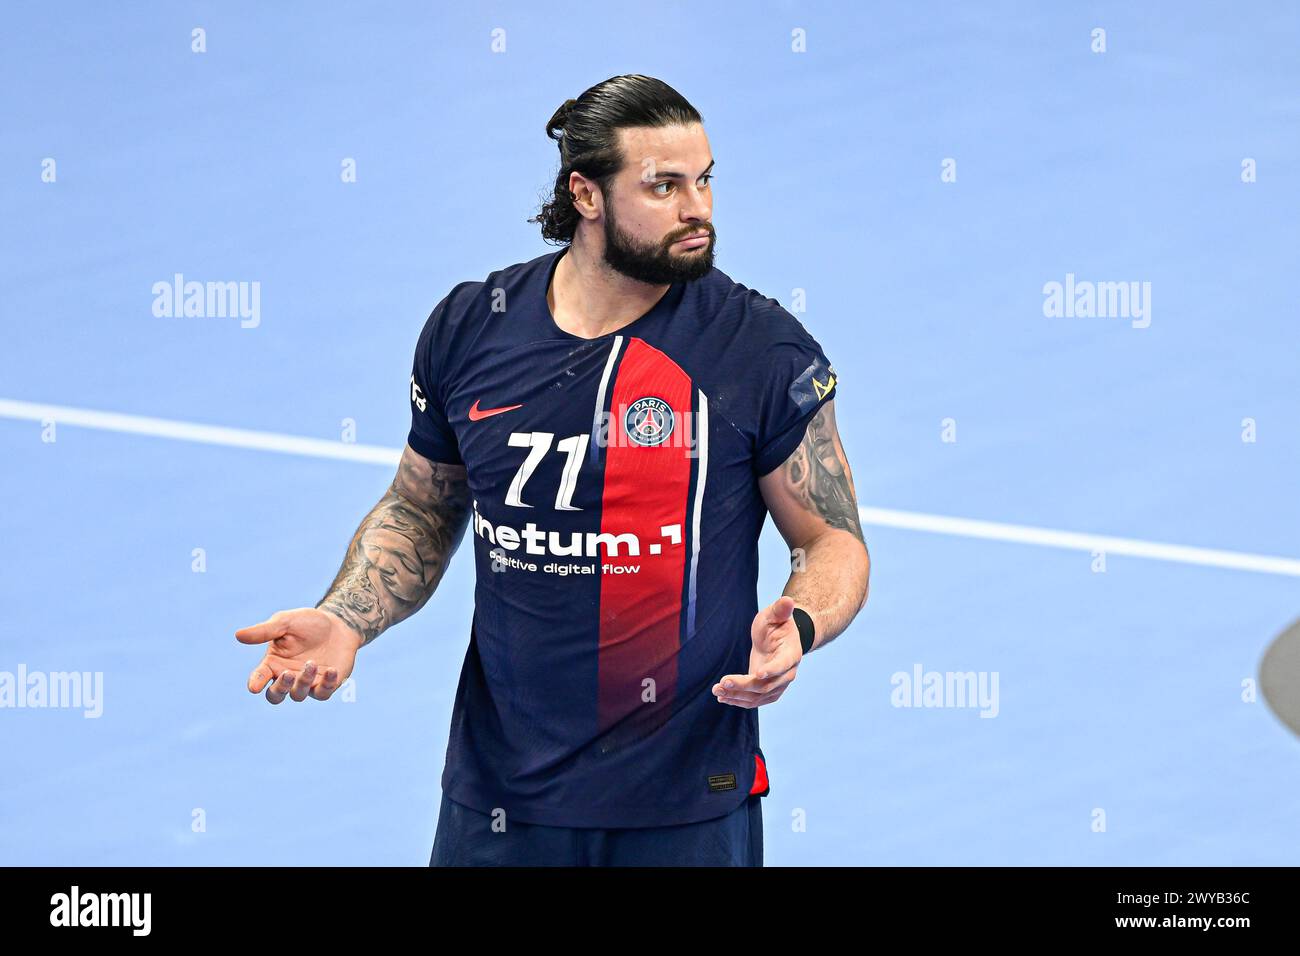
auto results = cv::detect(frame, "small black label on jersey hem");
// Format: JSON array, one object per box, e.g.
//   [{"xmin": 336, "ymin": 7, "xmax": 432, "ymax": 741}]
[{"xmin": 707, "ymin": 772, "xmax": 738, "ymax": 792}]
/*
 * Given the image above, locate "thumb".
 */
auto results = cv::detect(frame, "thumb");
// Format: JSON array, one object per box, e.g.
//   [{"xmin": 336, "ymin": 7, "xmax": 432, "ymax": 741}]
[
  {"xmin": 768, "ymin": 595, "xmax": 796, "ymax": 625},
  {"xmin": 234, "ymin": 610, "xmax": 292, "ymax": 645}
]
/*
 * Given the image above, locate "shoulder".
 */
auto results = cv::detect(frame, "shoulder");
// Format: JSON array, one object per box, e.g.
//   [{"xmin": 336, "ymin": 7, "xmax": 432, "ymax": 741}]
[
  {"xmin": 416, "ymin": 250, "xmax": 554, "ymax": 343},
  {"xmin": 710, "ymin": 273, "xmax": 837, "ymax": 420},
  {"xmin": 423, "ymin": 250, "xmax": 556, "ymax": 327},
  {"xmin": 426, "ymin": 279, "xmax": 483, "ymax": 327},
  {"xmin": 693, "ymin": 266, "xmax": 825, "ymax": 351}
]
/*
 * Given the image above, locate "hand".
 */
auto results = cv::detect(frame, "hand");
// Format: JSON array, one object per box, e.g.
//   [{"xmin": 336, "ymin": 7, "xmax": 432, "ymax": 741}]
[
  {"xmin": 236, "ymin": 607, "xmax": 363, "ymax": 704},
  {"xmin": 713, "ymin": 595, "xmax": 802, "ymax": 708}
]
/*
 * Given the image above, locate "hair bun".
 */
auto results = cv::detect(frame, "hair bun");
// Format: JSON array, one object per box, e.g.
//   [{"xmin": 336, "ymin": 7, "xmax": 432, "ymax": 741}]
[{"xmin": 549, "ymin": 98, "xmax": 579, "ymax": 142}]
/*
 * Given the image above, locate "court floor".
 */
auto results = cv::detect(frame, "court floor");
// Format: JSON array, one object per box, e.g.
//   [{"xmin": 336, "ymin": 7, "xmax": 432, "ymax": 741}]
[{"xmin": 2, "ymin": 2, "xmax": 1298, "ymax": 864}]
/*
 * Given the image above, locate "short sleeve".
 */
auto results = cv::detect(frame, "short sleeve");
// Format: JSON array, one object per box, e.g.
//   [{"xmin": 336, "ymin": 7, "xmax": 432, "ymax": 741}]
[
  {"xmin": 753, "ymin": 319, "xmax": 838, "ymax": 477},
  {"xmin": 406, "ymin": 293, "xmax": 464, "ymax": 466}
]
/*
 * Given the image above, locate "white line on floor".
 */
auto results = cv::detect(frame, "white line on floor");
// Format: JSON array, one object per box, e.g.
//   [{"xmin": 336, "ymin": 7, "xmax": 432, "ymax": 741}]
[
  {"xmin": 0, "ymin": 398, "xmax": 401, "ymax": 466},
  {"xmin": 859, "ymin": 507, "xmax": 1300, "ymax": 578},
  {"xmin": 4, "ymin": 397, "xmax": 1297, "ymax": 577}
]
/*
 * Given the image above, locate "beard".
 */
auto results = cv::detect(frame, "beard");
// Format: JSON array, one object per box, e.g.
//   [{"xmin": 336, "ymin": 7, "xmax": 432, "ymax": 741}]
[{"xmin": 600, "ymin": 193, "xmax": 716, "ymax": 285}]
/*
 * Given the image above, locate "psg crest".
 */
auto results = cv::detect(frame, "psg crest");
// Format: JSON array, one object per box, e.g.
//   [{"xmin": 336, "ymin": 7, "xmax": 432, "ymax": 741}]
[{"xmin": 624, "ymin": 396, "xmax": 675, "ymax": 447}]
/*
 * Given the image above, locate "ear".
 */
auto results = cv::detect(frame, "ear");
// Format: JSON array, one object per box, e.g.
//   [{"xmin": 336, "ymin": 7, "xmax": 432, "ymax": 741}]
[{"xmin": 567, "ymin": 171, "xmax": 601, "ymax": 220}]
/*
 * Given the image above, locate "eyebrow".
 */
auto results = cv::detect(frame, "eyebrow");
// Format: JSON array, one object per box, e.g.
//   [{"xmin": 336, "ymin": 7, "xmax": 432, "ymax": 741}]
[{"xmin": 650, "ymin": 158, "xmax": 715, "ymax": 181}]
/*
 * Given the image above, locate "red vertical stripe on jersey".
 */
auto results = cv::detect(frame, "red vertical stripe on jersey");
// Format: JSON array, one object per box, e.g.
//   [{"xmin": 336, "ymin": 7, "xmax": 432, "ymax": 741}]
[{"xmin": 597, "ymin": 337, "xmax": 693, "ymax": 739}]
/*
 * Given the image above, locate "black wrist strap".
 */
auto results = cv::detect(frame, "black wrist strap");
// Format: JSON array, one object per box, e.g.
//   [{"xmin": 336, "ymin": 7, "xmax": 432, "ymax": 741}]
[{"xmin": 792, "ymin": 606, "xmax": 815, "ymax": 655}]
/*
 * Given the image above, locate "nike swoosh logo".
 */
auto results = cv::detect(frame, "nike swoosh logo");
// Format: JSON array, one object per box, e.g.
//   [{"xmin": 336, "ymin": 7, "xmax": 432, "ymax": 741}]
[{"xmin": 468, "ymin": 398, "xmax": 524, "ymax": 421}]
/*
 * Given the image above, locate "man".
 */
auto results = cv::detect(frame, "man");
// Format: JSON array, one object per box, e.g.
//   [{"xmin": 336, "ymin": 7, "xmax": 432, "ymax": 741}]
[{"xmin": 235, "ymin": 75, "xmax": 870, "ymax": 866}]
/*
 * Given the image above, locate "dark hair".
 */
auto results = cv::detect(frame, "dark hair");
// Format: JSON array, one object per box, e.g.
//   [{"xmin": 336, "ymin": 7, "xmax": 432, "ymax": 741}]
[{"xmin": 529, "ymin": 75, "xmax": 703, "ymax": 244}]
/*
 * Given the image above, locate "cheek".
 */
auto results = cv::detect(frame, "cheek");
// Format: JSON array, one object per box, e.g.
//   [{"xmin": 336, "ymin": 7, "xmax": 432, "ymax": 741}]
[{"xmin": 620, "ymin": 199, "xmax": 663, "ymax": 235}]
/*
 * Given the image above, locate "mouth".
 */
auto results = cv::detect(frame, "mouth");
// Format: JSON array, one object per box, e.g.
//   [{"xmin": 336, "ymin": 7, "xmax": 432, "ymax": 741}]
[{"xmin": 673, "ymin": 232, "xmax": 711, "ymax": 249}]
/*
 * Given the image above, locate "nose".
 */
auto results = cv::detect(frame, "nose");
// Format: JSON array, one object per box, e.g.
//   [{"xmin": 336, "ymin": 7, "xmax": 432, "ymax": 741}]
[{"xmin": 681, "ymin": 184, "xmax": 711, "ymax": 226}]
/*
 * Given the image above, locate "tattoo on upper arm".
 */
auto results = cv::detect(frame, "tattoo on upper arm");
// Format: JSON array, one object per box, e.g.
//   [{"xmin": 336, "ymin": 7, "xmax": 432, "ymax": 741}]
[
  {"xmin": 318, "ymin": 445, "xmax": 471, "ymax": 645},
  {"xmin": 783, "ymin": 402, "xmax": 865, "ymax": 543}
]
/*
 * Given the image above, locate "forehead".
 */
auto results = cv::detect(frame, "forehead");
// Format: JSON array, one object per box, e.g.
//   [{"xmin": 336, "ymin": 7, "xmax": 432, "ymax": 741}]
[{"xmin": 615, "ymin": 122, "xmax": 710, "ymax": 175}]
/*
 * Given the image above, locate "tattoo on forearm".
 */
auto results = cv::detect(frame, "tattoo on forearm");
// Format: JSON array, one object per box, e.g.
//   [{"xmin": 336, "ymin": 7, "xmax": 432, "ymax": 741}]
[
  {"xmin": 784, "ymin": 402, "xmax": 865, "ymax": 542},
  {"xmin": 318, "ymin": 445, "xmax": 471, "ymax": 645}
]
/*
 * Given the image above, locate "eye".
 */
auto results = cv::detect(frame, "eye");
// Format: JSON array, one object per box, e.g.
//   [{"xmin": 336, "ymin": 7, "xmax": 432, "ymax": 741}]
[{"xmin": 652, "ymin": 174, "xmax": 715, "ymax": 196}]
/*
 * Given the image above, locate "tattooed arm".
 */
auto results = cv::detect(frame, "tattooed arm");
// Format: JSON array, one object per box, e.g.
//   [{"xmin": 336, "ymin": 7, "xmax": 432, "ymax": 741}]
[
  {"xmin": 317, "ymin": 443, "xmax": 472, "ymax": 647},
  {"xmin": 757, "ymin": 399, "xmax": 870, "ymax": 654}
]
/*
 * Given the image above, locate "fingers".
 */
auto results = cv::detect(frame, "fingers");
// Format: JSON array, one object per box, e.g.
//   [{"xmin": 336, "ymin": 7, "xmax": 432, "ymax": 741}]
[
  {"xmin": 717, "ymin": 649, "xmax": 798, "ymax": 694},
  {"xmin": 289, "ymin": 662, "xmax": 318, "ymax": 702},
  {"xmin": 715, "ymin": 682, "xmax": 790, "ymax": 708},
  {"xmin": 714, "ymin": 676, "xmax": 771, "ymax": 698},
  {"xmin": 311, "ymin": 667, "xmax": 342, "ymax": 701},
  {"xmin": 265, "ymin": 669, "xmax": 295, "ymax": 705},
  {"xmin": 714, "ymin": 669, "xmax": 797, "ymax": 707},
  {"xmin": 753, "ymin": 686, "xmax": 789, "ymax": 706},
  {"xmin": 257, "ymin": 661, "xmax": 343, "ymax": 704},
  {"xmin": 716, "ymin": 673, "xmax": 766, "ymax": 694},
  {"xmin": 248, "ymin": 659, "xmax": 276, "ymax": 694}
]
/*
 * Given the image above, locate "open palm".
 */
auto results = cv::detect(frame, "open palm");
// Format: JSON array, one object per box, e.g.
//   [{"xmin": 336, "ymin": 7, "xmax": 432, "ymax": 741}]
[{"xmin": 235, "ymin": 607, "xmax": 363, "ymax": 703}]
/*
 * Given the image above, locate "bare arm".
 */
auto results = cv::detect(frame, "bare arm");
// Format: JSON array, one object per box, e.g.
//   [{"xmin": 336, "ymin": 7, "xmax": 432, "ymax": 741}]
[
  {"xmin": 757, "ymin": 398, "xmax": 870, "ymax": 654},
  {"xmin": 316, "ymin": 443, "xmax": 472, "ymax": 646}
]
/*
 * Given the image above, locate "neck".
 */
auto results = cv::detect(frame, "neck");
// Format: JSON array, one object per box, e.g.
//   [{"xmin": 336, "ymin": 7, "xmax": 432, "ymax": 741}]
[{"xmin": 548, "ymin": 233, "xmax": 670, "ymax": 339}]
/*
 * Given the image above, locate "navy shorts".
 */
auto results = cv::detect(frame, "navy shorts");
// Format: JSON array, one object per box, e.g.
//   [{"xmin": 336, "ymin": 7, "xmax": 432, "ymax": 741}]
[{"xmin": 429, "ymin": 792, "xmax": 764, "ymax": 867}]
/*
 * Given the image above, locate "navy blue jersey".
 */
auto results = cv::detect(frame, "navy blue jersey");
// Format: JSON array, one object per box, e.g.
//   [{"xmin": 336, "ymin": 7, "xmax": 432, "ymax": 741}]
[{"xmin": 408, "ymin": 248, "xmax": 838, "ymax": 828}]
